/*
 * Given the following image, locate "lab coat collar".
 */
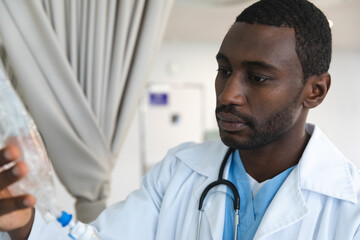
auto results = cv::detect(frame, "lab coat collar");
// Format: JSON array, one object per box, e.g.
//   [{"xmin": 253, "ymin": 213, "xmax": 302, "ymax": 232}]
[
  {"xmin": 175, "ymin": 138, "xmax": 228, "ymax": 179},
  {"xmin": 176, "ymin": 124, "xmax": 357, "ymax": 203},
  {"xmin": 299, "ymin": 124, "xmax": 357, "ymax": 203}
]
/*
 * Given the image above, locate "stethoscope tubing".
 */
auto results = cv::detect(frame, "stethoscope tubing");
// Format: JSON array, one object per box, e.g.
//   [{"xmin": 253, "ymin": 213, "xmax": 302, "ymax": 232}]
[{"xmin": 198, "ymin": 179, "xmax": 240, "ymax": 211}]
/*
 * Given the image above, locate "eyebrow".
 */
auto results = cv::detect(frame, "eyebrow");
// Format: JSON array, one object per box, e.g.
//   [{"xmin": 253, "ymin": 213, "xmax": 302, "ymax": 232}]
[
  {"xmin": 216, "ymin": 53, "xmax": 229, "ymax": 63},
  {"xmin": 216, "ymin": 52, "xmax": 278, "ymax": 71}
]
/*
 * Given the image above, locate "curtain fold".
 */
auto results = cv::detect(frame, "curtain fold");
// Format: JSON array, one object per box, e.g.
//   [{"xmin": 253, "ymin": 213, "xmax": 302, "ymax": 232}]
[{"xmin": 0, "ymin": 0, "xmax": 173, "ymax": 222}]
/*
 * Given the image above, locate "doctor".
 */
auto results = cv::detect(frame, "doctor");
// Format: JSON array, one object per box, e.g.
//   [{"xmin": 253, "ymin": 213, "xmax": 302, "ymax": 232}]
[{"xmin": 1, "ymin": 0, "xmax": 360, "ymax": 239}]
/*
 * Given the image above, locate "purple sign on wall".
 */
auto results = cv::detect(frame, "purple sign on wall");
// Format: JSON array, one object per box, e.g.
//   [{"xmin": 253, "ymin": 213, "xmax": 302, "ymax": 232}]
[{"xmin": 149, "ymin": 93, "xmax": 168, "ymax": 106}]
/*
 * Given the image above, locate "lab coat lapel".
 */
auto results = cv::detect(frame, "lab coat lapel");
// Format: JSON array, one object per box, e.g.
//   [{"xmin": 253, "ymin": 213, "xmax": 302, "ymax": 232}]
[
  {"xmin": 204, "ymin": 157, "xmax": 233, "ymax": 240},
  {"xmin": 176, "ymin": 139, "xmax": 230, "ymax": 240},
  {"xmin": 253, "ymin": 166, "xmax": 309, "ymax": 239},
  {"xmin": 297, "ymin": 125, "xmax": 357, "ymax": 203},
  {"xmin": 201, "ymin": 183, "xmax": 228, "ymax": 240},
  {"xmin": 254, "ymin": 124, "xmax": 357, "ymax": 239}
]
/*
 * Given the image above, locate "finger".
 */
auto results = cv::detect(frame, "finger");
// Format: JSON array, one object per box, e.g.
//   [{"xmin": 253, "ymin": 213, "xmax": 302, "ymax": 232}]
[
  {"xmin": 0, "ymin": 194, "xmax": 36, "ymax": 215},
  {"xmin": 0, "ymin": 162, "xmax": 28, "ymax": 190},
  {"xmin": 0, "ymin": 145, "xmax": 21, "ymax": 166}
]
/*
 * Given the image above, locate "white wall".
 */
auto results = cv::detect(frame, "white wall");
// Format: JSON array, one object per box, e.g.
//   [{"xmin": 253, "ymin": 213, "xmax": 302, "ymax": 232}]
[
  {"xmin": 148, "ymin": 42, "xmax": 220, "ymax": 131},
  {"xmin": 53, "ymin": 41, "xmax": 360, "ymax": 217},
  {"xmin": 109, "ymin": 42, "xmax": 221, "ymax": 205},
  {"xmin": 307, "ymin": 49, "xmax": 360, "ymax": 164}
]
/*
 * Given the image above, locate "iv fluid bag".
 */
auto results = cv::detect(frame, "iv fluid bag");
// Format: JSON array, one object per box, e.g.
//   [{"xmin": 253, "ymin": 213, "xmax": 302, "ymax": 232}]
[
  {"xmin": 0, "ymin": 68, "xmax": 56, "ymax": 215},
  {"xmin": 0, "ymin": 68, "xmax": 102, "ymax": 240}
]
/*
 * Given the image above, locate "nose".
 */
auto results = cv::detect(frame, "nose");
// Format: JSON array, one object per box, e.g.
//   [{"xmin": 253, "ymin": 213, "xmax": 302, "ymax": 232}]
[{"xmin": 217, "ymin": 73, "xmax": 246, "ymax": 106}]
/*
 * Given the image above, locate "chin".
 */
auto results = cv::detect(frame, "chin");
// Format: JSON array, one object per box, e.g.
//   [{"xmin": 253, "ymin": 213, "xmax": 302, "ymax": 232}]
[
  {"xmin": 219, "ymin": 130, "xmax": 269, "ymax": 150},
  {"xmin": 219, "ymin": 130, "xmax": 248, "ymax": 149}
]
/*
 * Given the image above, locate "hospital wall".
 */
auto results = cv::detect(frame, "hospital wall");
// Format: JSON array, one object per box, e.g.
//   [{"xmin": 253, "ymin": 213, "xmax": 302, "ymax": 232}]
[{"xmin": 53, "ymin": 41, "xmax": 360, "ymax": 216}]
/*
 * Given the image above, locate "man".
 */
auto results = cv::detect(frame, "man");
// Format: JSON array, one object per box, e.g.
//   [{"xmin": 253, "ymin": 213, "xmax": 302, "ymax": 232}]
[{"xmin": 1, "ymin": 0, "xmax": 360, "ymax": 239}]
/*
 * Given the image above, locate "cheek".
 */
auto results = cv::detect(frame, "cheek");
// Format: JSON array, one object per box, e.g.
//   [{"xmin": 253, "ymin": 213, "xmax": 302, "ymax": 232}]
[
  {"xmin": 215, "ymin": 78, "xmax": 224, "ymax": 98},
  {"xmin": 247, "ymin": 88, "xmax": 291, "ymax": 116}
]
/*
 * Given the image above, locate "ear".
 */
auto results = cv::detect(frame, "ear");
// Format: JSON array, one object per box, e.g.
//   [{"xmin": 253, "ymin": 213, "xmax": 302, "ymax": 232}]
[{"xmin": 303, "ymin": 72, "xmax": 331, "ymax": 109}]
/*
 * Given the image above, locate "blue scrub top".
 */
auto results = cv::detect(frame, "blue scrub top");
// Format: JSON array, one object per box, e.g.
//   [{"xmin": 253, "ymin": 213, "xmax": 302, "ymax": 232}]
[{"xmin": 223, "ymin": 150, "xmax": 295, "ymax": 240}]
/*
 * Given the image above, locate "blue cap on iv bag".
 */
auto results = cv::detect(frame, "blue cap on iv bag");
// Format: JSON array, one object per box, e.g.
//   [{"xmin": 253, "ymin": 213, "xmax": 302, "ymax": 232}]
[{"xmin": 57, "ymin": 211, "xmax": 73, "ymax": 227}]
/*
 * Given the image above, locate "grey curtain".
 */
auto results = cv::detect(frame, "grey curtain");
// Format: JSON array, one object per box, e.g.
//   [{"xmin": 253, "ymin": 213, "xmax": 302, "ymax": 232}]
[{"xmin": 0, "ymin": 0, "xmax": 173, "ymax": 222}]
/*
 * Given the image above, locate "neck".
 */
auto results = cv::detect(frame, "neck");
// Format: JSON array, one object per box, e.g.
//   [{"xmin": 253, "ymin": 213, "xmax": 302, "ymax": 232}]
[{"xmin": 239, "ymin": 123, "xmax": 310, "ymax": 183}]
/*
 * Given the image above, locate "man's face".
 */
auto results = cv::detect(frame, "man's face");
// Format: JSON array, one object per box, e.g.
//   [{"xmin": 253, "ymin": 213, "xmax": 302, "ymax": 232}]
[{"xmin": 215, "ymin": 22, "xmax": 305, "ymax": 150}]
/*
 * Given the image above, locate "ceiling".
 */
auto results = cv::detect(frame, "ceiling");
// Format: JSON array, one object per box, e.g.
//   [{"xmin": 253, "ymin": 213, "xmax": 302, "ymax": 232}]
[{"xmin": 163, "ymin": 0, "xmax": 360, "ymax": 49}]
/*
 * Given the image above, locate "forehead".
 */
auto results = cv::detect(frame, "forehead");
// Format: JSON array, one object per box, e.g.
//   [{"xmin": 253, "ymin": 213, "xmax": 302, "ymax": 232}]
[{"xmin": 218, "ymin": 22, "xmax": 300, "ymax": 71}]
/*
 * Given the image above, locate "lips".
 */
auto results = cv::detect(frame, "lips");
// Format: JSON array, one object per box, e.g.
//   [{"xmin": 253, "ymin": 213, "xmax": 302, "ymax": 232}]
[{"xmin": 216, "ymin": 112, "xmax": 248, "ymax": 132}]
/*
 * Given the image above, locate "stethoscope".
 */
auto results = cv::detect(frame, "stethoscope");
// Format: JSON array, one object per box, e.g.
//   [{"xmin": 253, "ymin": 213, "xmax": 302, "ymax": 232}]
[{"xmin": 196, "ymin": 148, "xmax": 240, "ymax": 240}]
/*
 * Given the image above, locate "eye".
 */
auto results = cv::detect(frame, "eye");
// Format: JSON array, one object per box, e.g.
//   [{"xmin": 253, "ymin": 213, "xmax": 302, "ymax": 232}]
[
  {"xmin": 217, "ymin": 67, "xmax": 232, "ymax": 77},
  {"xmin": 248, "ymin": 74, "xmax": 269, "ymax": 83}
]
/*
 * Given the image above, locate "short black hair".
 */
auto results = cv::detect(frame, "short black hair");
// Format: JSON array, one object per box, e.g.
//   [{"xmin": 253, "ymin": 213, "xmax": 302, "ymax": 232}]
[{"xmin": 236, "ymin": 0, "xmax": 332, "ymax": 80}]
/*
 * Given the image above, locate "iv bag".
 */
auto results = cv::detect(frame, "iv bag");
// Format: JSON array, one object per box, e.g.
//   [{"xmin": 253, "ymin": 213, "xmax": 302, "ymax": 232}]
[{"xmin": 0, "ymin": 67, "xmax": 57, "ymax": 215}]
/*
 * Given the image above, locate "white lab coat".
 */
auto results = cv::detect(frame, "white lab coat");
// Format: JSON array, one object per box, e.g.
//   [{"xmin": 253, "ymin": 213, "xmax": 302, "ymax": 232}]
[{"xmin": 1, "ymin": 124, "xmax": 360, "ymax": 239}]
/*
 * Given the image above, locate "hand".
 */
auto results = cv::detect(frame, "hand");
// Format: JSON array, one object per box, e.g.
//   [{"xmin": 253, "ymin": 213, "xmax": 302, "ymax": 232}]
[{"xmin": 0, "ymin": 145, "xmax": 36, "ymax": 237}]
